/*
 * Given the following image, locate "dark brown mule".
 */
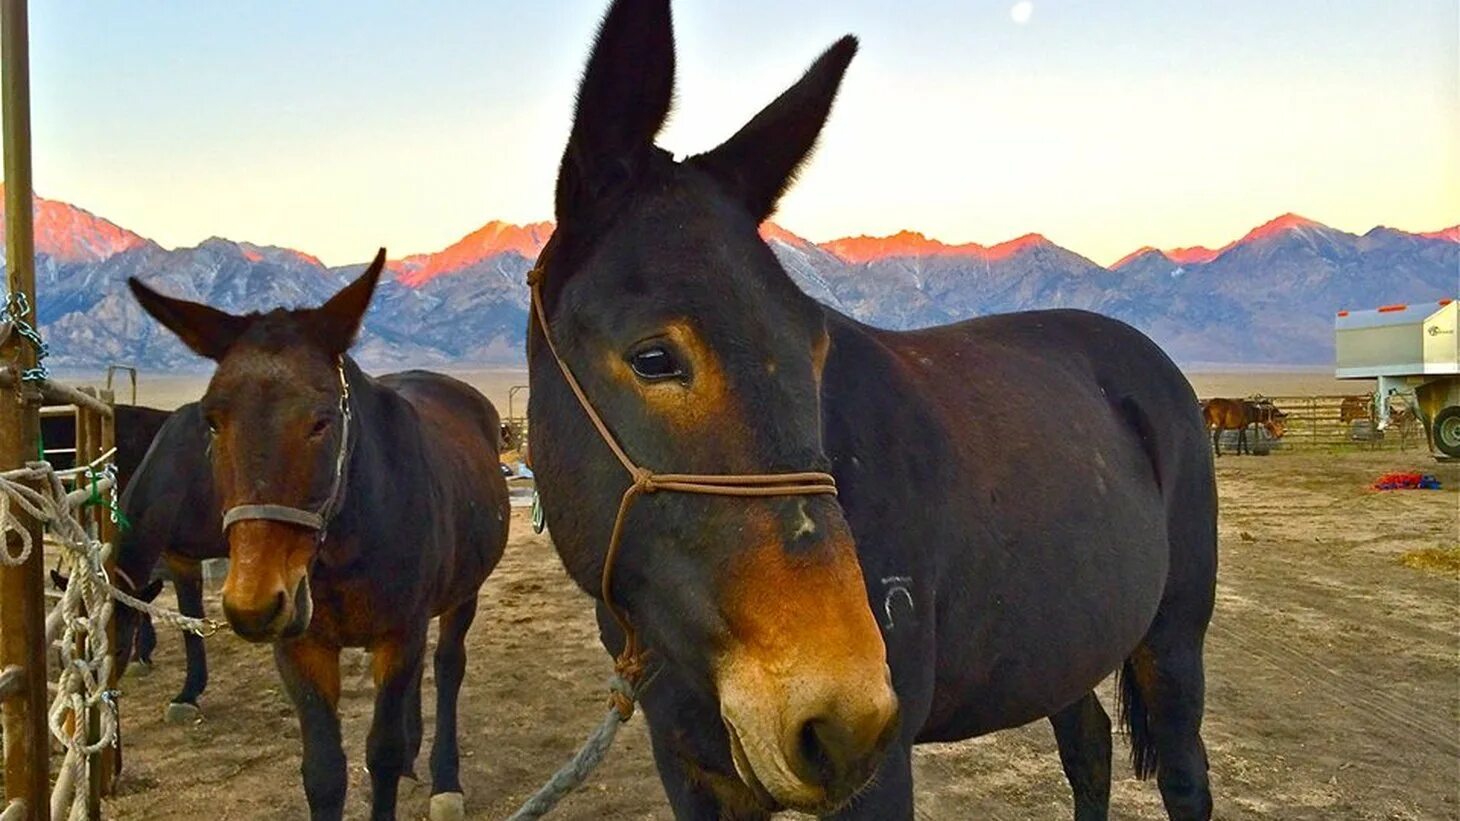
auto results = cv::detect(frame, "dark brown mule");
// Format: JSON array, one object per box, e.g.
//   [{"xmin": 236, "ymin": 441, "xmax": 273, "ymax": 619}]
[
  {"xmin": 527, "ymin": 1, "xmax": 1219, "ymax": 818},
  {"xmin": 128, "ymin": 254, "xmax": 509, "ymax": 821},
  {"xmin": 45, "ymin": 405, "xmax": 174, "ymax": 668},
  {"xmin": 106, "ymin": 391, "xmax": 500, "ymax": 727},
  {"xmin": 1201, "ymin": 397, "xmax": 1286, "ymax": 456}
]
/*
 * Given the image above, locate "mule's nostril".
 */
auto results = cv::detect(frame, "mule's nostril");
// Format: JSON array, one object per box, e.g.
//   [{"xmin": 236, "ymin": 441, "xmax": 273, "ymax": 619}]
[
  {"xmin": 786, "ymin": 699, "xmax": 898, "ymax": 803},
  {"xmin": 791, "ymin": 715, "xmax": 869, "ymax": 790},
  {"xmin": 797, "ymin": 718, "xmax": 836, "ymax": 784}
]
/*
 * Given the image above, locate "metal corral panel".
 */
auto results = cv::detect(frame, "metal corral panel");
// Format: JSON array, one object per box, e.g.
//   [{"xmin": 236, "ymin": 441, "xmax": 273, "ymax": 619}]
[{"xmin": 1335, "ymin": 300, "xmax": 1458, "ymax": 379}]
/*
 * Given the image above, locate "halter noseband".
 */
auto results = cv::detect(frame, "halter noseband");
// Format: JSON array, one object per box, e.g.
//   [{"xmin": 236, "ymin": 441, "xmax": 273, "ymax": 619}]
[
  {"xmin": 527, "ymin": 262, "xmax": 838, "ymax": 718},
  {"xmin": 219, "ymin": 358, "xmax": 353, "ymax": 544}
]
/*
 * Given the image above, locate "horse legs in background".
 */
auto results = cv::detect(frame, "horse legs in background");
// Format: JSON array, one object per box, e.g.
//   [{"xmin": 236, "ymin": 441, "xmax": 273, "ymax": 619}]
[
  {"xmin": 165, "ymin": 558, "xmax": 210, "ymax": 724},
  {"xmin": 1210, "ymin": 427, "xmax": 1223, "ymax": 458},
  {"xmin": 134, "ymin": 613, "xmax": 157, "ymax": 666},
  {"xmin": 1050, "ymin": 691, "xmax": 1113, "ymax": 821},
  {"xmin": 425, "ymin": 597, "xmax": 479, "ymax": 820},
  {"xmin": 276, "ymin": 637, "xmax": 346, "ymax": 821}
]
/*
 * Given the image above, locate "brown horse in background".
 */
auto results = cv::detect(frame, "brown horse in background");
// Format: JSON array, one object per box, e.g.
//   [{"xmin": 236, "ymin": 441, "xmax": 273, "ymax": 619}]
[
  {"xmin": 1339, "ymin": 395, "xmax": 1373, "ymax": 424},
  {"xmin": 1201, "ymin": 398, "xmax": 1286, "ymax": 456},
  {"xmin": 1340, "ymin": 394, "xmax": 1419, "ymax": 439}
]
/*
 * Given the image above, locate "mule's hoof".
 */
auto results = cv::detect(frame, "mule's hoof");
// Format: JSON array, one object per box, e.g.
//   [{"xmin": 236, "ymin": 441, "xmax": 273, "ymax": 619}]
[
  {"xmin": 127, "ymin": 662, "xmax": 153, "ymax": 679},
  {"xmin": 164, "ymin": 702, "xmax": 201, "ymax": 725},
  {"xmin": 429, "ymin": 791, "xmax": 465, "ymax": 821}
]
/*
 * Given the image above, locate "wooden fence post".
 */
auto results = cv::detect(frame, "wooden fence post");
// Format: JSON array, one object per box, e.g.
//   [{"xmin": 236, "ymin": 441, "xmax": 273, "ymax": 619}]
[{"xmin": 1, "ymin": 0, "xmax": 51, "ymax": 817}]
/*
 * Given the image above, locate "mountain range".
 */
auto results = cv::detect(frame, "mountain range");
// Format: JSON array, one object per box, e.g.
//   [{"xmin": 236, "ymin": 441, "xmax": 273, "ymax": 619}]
[{"xmin": 0, "ymin": 186, "xmax": 1455, "ymax": 371}]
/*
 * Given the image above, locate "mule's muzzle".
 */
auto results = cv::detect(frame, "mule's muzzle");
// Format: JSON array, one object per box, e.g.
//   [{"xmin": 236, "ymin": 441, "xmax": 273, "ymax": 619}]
[
  {"xmin": 720, "ymin": 662, "xmax": 899, "ymax": 814},
  {"xmin": 222, "ymin": 575, "xmax": 312, "ymax": 643}
]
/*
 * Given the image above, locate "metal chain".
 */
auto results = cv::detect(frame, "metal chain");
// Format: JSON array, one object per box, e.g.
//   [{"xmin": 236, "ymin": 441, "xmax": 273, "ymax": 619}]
[
  {"xmin": 81, "ymin": 465, "xmax": 130, "ymax": 532},
  {"xmin": 1, "ymin": 290, "xmax": 50, "ymax": 382}
]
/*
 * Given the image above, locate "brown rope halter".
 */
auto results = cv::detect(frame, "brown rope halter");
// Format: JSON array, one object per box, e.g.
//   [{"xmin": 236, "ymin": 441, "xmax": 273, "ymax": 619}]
[{"xmin": 527, "ymin": 265, "xmax": 838, "ymax": 718}]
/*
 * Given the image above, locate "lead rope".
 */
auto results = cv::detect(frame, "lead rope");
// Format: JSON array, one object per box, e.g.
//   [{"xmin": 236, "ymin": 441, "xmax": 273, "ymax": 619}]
[{"xmin": 505, "ymin": 264, "xmax": 838, "ymax": 819}]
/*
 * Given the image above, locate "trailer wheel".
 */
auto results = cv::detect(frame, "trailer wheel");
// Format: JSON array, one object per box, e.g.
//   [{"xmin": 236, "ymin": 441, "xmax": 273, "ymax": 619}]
[{"xmin": 1435, "ymin": 406, "xmax": 1460, "ymax": 458}]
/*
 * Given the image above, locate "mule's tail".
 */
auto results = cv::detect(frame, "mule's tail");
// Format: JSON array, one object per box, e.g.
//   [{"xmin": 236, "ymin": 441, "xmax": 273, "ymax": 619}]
[{"xmin": 1115, "ymin": 657, "xmax": 1158, "ymax": 779}]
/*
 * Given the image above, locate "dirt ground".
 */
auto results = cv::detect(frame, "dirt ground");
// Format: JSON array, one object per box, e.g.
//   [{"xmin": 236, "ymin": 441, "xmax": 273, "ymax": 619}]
[{"xmin": 79, "ymin": 448, "xmax": 1456, "ymax": 820}]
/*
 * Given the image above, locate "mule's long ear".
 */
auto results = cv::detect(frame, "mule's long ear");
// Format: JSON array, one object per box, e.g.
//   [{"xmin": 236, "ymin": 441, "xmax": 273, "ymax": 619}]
[
  {"xmin": 128, "ymin": 278, "xmax": 251, "ymax": 361},
  {"xmin": 310, "ymin": 248, "xmax": 385, "ymax": 355},
  {"xmin": 690, "ymin": 36, "xmax": 858, "ymax": 221},
  {"xmin": 556, "ymin": 0, "xmax": 675, "ymax": 222}
]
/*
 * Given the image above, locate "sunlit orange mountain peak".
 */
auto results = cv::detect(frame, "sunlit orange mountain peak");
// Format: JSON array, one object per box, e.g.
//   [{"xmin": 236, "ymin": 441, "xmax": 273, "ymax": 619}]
[
  {"xmin": 1239, "ymin": 213, "xmax": 1325, "ymax": 244},
  {"xmin": 1166, "ymin": 245, "xmax": 1224, "ymax": 265},
  {"xmin": 392, "ymin": 220, "xmax": 555, "ymax": 286},
  {"xmin": 0, "ymin": 185, "xmax": 148, "ymax": 264},
  {"xmin": 759, "ymin": 222, "xmax": 815, "ymax": 248}
]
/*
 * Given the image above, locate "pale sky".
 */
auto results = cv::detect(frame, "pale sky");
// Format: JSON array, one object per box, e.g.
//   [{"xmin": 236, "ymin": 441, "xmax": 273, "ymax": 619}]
[{"xmin": 13, "ymin": 1, "xmax": 1460, "ymax": 267}]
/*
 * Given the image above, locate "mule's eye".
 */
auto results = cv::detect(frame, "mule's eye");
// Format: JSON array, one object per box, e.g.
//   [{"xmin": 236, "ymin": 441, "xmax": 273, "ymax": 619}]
[
  {"xmin": 629, "ymin": 346, "xmax": 683, "ymax": 381},
  {"xmin": 309, "ymin": 416, "xmax": 333, "ymax": 438},
  {"xmin": 205, "ymin": 416, "xmax": 220, "ymax": 437}
]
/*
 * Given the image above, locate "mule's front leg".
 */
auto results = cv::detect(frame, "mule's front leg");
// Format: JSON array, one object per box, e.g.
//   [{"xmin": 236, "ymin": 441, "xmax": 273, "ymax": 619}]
[
  {"xmin": 275, "ymin": 637, "xmax": 345, "ymax": 820},
  {"xmin": 367, "ymin": 633, "xmax": 427, "ymax": 821}
]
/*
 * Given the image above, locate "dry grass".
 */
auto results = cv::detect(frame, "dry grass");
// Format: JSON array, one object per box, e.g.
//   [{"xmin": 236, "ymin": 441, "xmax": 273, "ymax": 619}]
[{"xmin": 1398, "ymin": 545, "xmax": 1460, "ymax": 575}]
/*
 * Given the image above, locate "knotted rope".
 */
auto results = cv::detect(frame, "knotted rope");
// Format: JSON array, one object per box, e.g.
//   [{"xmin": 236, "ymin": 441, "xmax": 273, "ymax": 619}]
[
  {"xmin": 2, "ymin": 459, "xmax": 223, "ymax": 818},
  {"xmin": 1, "ymin": 462, "xmax": 117, "ymax": 821}
]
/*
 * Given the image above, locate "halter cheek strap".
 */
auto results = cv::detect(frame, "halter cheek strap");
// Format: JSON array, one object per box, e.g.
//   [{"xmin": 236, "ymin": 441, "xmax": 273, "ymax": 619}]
[{"xmin": 219, "ymin": 358, "xmax": 353, "ymax": 543}]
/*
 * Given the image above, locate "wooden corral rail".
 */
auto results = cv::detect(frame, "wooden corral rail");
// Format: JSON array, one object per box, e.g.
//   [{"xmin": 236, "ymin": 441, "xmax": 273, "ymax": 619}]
[{"xmin": 1202, "ymin": 394, "xmax": 1425, "ymax": 452}]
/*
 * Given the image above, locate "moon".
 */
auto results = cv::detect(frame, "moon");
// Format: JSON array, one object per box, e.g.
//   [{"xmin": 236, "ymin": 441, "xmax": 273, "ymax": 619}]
[{"xmin": 1010, "ymin": 1, "xmax": 1033, "ymax": 24}]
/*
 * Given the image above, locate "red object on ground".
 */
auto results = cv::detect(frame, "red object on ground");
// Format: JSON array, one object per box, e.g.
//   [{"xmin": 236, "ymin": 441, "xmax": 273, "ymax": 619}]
[{"xmin": 1370, "ymin": 472, "xmax": 1442, "ymax": 491}]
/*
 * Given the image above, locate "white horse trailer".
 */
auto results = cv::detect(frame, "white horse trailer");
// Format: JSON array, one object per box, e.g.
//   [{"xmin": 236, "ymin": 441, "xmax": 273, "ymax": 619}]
[{"xmin": 1335, "ymin": 299, "xmax": 1460, "ymax": 458}]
